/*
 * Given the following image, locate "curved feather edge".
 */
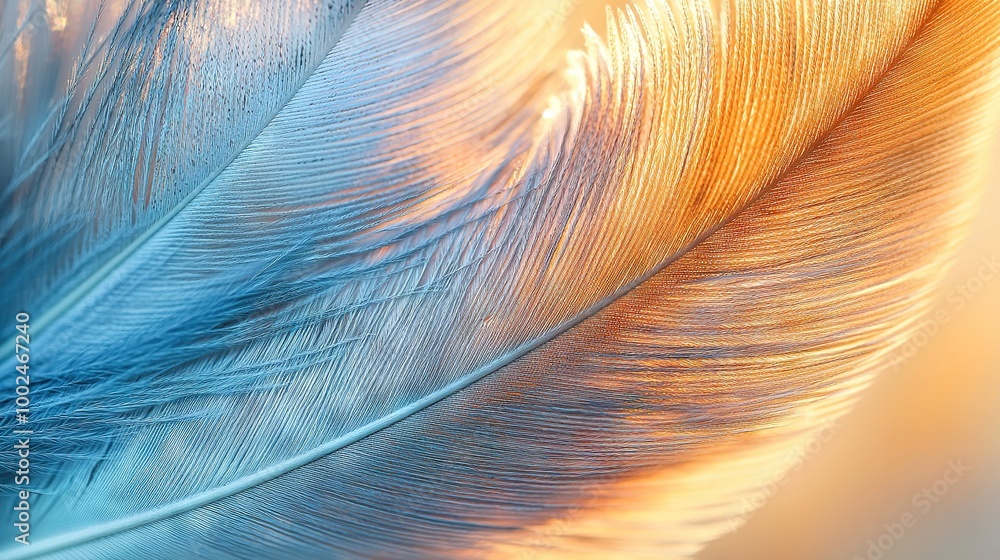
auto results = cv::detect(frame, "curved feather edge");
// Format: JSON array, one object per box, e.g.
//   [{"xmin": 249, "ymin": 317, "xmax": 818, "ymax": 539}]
[
  {"xmin": 0, "ymin": 0, "xmax": 367, "ymax": 329},
  {"xmin": 2, "ymin": 0, "xmax": 1000, "ymax": 557}
]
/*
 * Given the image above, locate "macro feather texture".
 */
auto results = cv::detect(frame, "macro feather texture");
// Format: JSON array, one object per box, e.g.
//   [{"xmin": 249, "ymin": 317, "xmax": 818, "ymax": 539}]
[{"xmin": 1, "ymin": 0, "xmax": 999, "ymax": 558}]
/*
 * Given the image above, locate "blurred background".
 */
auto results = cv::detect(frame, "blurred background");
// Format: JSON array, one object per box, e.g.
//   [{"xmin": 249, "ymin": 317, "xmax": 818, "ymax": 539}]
[
  {"xmin": 565, "ymin": 3, "xmax": 1000, "ymax": 558},
  {"xmin": 11, "ymin": 2, "xmax": 997, "ymax": 558},
  {"xmin": 695, "ymin": 116, "xmax": 1000, "ymax": 560}
]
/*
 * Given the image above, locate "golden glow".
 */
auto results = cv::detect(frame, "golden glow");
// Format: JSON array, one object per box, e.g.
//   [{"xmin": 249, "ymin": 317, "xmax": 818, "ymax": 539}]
[{"xmin": 45, "ymin": 0, "xmax": 67, "ymax": 32}]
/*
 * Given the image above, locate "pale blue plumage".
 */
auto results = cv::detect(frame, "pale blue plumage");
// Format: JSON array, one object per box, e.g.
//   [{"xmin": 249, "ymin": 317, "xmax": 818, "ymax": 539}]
[
  {"xmin": 2, "ymin": 0, "xmax": 646, "ymax": 556},
  {"xmin": 2, "ymin": 0, "xmax": 997, "ymax": 558}
]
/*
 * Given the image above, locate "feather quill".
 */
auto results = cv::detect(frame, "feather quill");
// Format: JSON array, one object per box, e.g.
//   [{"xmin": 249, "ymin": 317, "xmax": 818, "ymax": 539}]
[{"xmin": 1, "ymin": 0, "xmax": 999, "ymax": 558}]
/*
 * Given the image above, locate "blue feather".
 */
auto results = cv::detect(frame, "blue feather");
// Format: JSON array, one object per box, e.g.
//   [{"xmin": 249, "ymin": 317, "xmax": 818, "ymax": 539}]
[{"xmin": 1, "ymin": 0, "xmax": 998, "ymax": 558}]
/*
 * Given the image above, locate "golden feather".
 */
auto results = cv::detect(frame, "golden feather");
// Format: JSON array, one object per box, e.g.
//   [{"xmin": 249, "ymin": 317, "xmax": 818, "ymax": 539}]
[{"xmin": 0, "ymin": 0, "xmax": 998, "ymax": 558}]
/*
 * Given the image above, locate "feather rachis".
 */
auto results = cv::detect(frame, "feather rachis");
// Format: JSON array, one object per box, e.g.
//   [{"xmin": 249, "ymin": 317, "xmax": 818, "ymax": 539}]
[{"xmin": 0, "ymin": 0, "xmax": 998, "ymax": 557}]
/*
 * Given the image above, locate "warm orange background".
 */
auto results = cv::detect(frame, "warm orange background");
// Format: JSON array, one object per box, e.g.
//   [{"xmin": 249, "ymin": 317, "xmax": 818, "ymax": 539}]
[
  {"xmin": 697, "ymin": 118, "xmax": 1000, "ymax": 559},
  {"xmin": 567, "ymin": 3, "xmax": 1000, "ymax": 558}
]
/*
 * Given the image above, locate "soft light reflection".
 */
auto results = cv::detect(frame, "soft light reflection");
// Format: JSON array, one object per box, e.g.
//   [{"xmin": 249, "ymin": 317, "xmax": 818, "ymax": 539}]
[
  {"xmin": 45, "ymin": 0, "xmax": 67, "ymax": 31},
  {"xmin": 484, "ymin": 400, "xmax": 855, "ymax": 558}
]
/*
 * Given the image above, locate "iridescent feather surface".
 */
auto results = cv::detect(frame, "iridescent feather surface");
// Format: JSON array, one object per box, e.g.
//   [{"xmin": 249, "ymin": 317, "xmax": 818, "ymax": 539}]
[{"xmin": 0, "ymin": 0, "xmax": 998, "ymax": 558}]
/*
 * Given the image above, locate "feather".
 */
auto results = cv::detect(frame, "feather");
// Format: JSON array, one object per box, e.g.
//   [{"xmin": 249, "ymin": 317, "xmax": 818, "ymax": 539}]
[{"xmin": 1, "ymin": 0, "xmax": 998, "ymax": 558}]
